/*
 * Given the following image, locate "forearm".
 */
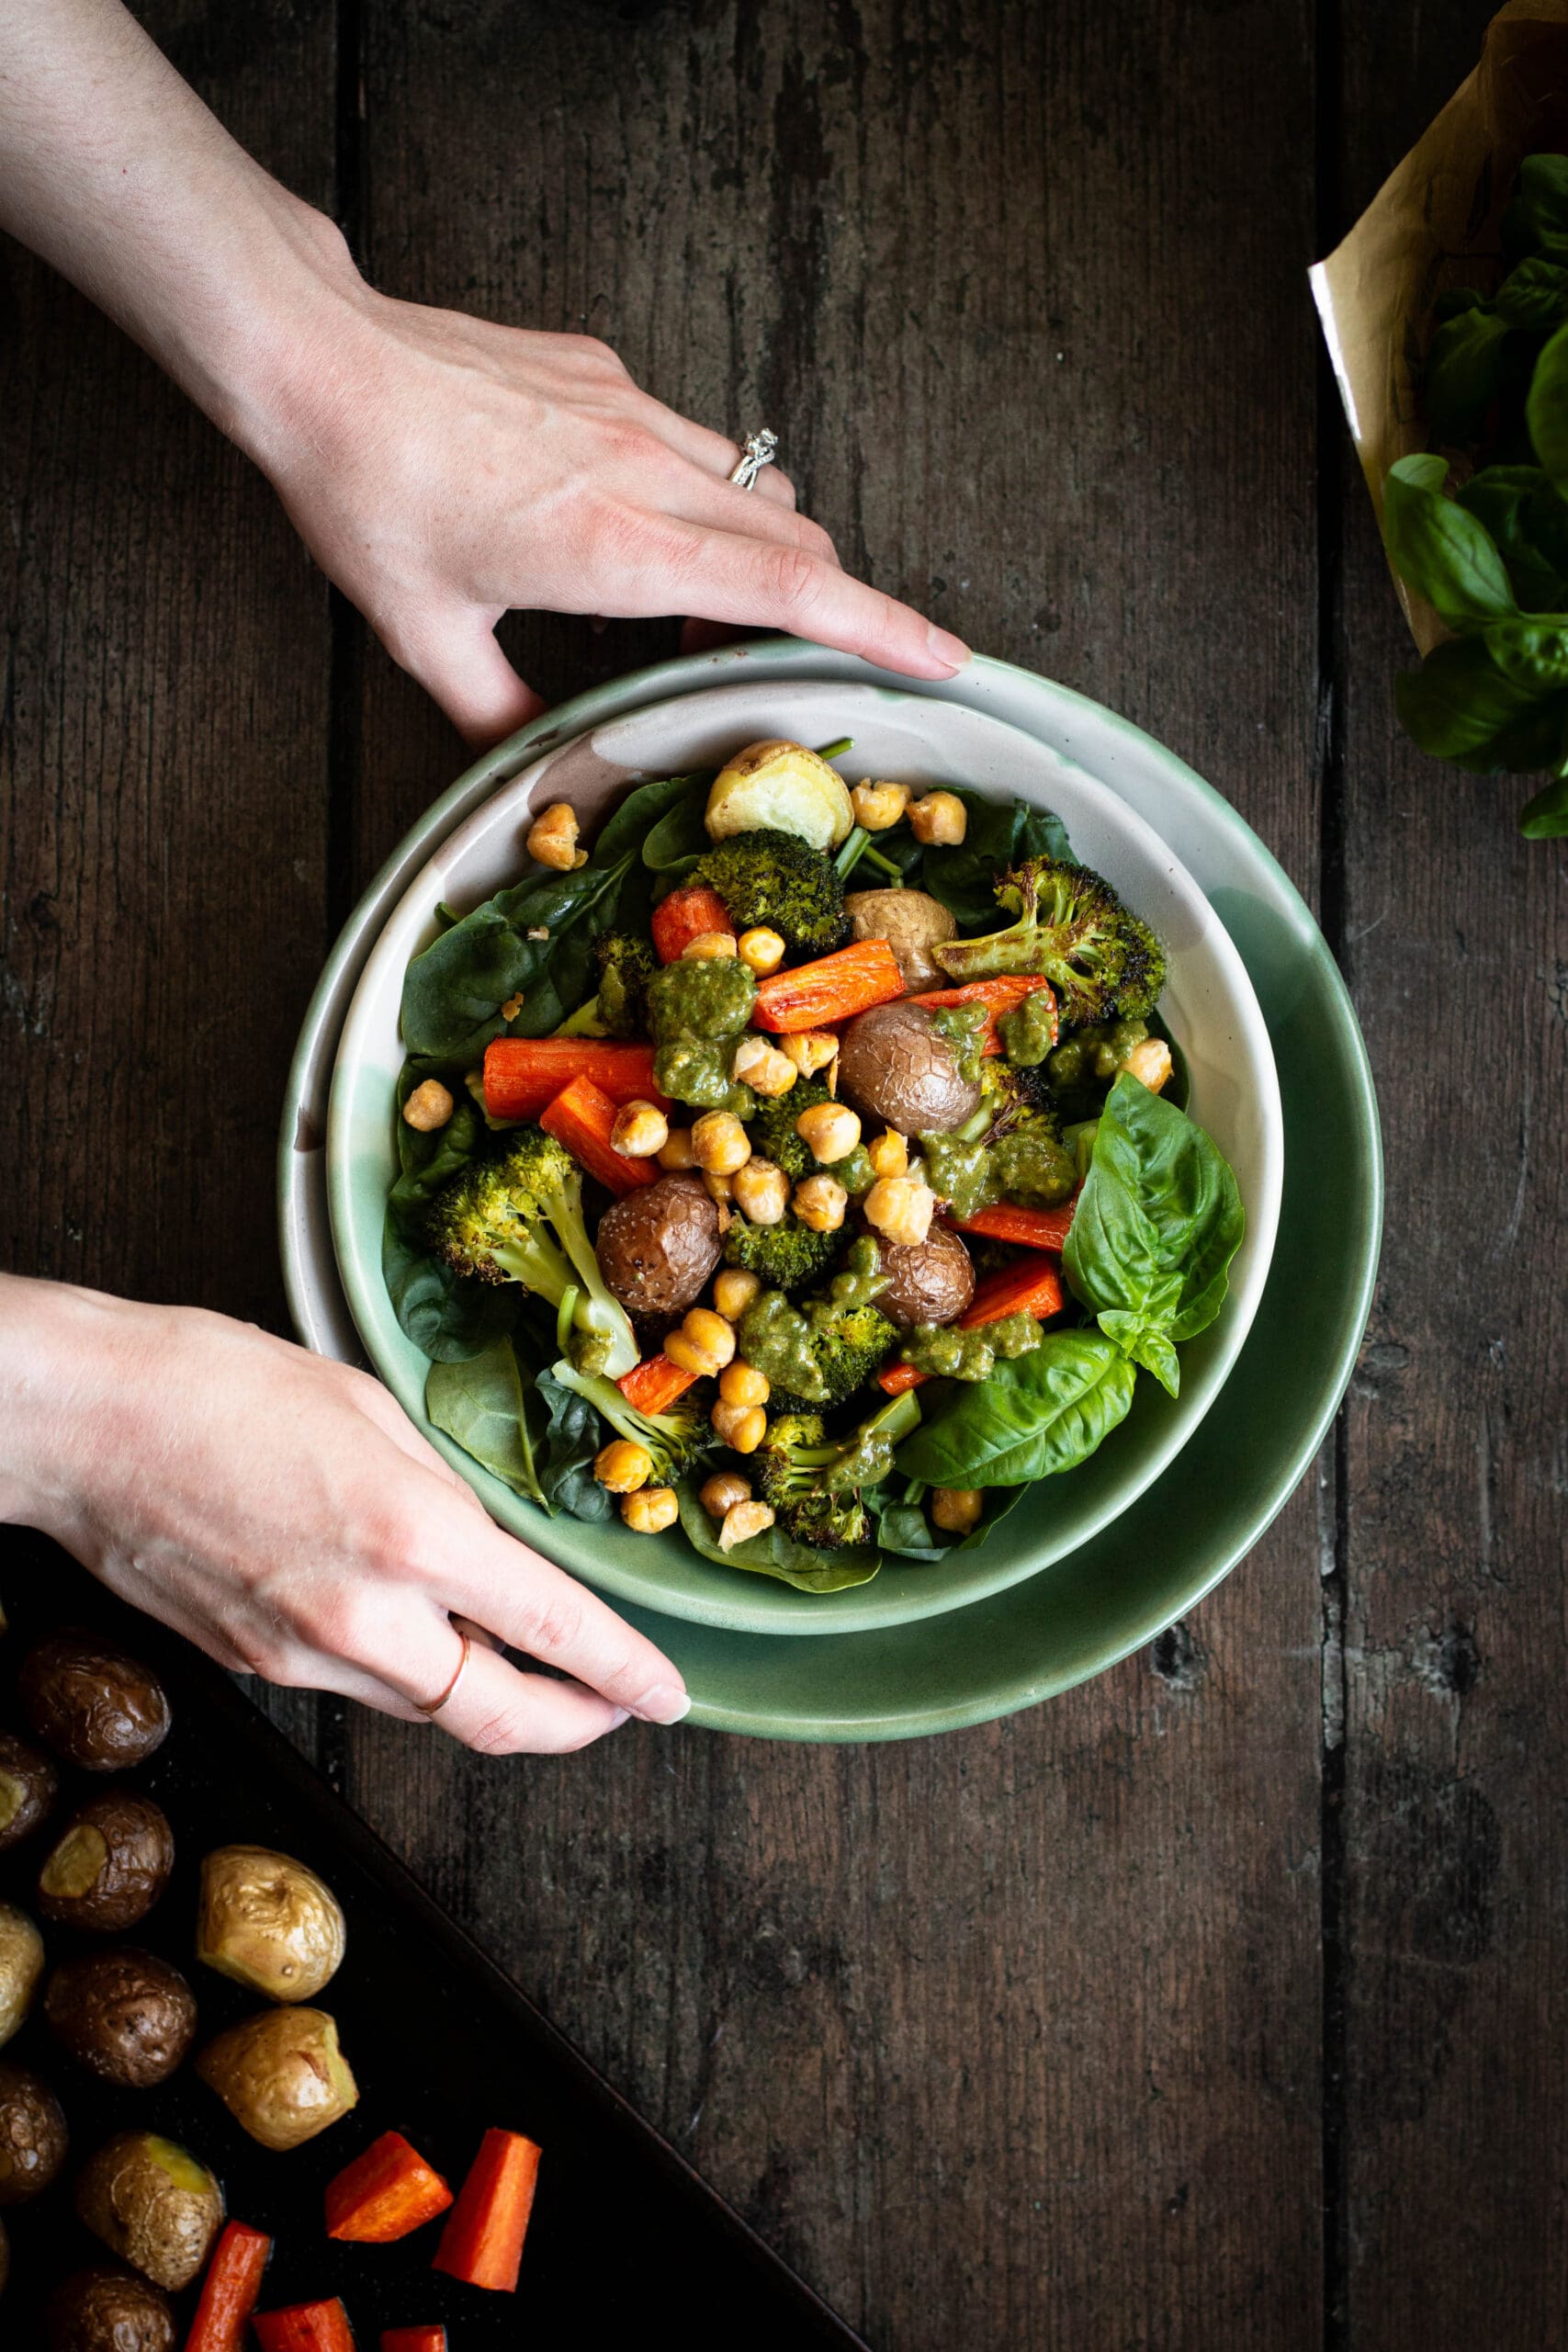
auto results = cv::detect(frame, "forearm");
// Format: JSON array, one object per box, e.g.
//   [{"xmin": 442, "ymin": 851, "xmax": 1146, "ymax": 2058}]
[
  {"xmin": 0, "ymin": 1273, "xmax": 115, "ymax": 1540},
  {"xmin": 0, "ymin": 0, "xmax": 353, "ymax": 457}
]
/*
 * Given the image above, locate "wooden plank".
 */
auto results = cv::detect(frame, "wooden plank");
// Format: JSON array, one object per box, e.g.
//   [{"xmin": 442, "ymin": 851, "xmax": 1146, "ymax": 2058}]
[
  {"xmin": 1334, "ymin": 10, "xmax": 1568, "ymax": 2346},
  {"xmin": 0, "ymin": 0, "xmax": 338, "ymax": 1754},
  {"xmin": 349, "ymin": 5, "xmax": 1325, "ymax": 2343}
]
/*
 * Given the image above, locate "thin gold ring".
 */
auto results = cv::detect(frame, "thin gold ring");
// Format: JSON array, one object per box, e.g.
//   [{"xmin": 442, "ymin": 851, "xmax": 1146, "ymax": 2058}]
[{"xmin": 418, "ymin": 1628, "xmax": 471, "ymax": 1718}]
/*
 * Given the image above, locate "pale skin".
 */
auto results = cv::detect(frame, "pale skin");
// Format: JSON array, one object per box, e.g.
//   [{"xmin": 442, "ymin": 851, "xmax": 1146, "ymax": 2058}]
[{"xmin": 0, "ymin": 1, "xmax": 969, "ymax": 1750}]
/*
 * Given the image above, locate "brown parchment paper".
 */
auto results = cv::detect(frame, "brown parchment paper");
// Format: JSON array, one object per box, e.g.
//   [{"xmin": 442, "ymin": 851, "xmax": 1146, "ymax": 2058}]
[{"xmin": 1310, "ymin": 1, "xmax": 1568, "ymax": 650}]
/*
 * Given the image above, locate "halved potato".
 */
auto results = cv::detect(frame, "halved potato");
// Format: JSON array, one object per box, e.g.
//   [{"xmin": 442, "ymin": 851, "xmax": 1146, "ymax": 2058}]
[{"xmin": 705, "ymin": 741, "xmax": 854, "ymax": 851}]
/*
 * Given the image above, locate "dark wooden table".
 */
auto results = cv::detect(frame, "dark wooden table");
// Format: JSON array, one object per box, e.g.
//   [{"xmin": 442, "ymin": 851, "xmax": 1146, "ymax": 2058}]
[{"xmin": 5, "ymin": 4, "xmax": 1565, "ymax": 2345}]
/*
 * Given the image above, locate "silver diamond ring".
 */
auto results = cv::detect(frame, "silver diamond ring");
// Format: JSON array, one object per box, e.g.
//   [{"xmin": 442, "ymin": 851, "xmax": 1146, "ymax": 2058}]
[{"xmin": 728, "ymin": 428, "xmax": 779, "ymax": 490}]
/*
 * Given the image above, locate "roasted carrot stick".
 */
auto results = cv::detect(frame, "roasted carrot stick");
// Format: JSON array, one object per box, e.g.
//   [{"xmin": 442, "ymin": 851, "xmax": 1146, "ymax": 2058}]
[
  {"xmin": 751, "ymin": 938, "xmax": 904, "ymax": 1032},
  {"xmin": 651, "ymin": 883, "xmax": 735, "ymax": 963},
  {"xmin": 325, "ymin": 2131, "xmax": 454, "ymax": 2245},
  {"xmin": 616, "ymin": 1354, "xmax": 700, "ymax": 1415},
  {"xmin": 482, "ymin": 1037, "xmax": 664, "ymax": 1123},
  {"xmin": 184, "ymin": 2219, "xmax": 272, "ymax": 2352},
  {"xmin": 906, "ymin": 976, "xmax": 1057, "ymax": 1056},
  {"xmin": 252, "ymin": 2301, "xmax": 356, "ymax": 2352},
  {"xmin": 432, "ymin": 2128, "xmax": 543, "ymax": 2294},
  {"xmin": 952, "ymin": 1198, "xmax": 1077, "ymax": 1252},
  {"xmin": 380, "ymin": 2332, "xmax": 446, "ymax": 2352},
  {"xmin": 878, "ymin": 1256, "xmax": 1066, "ymax": 1393},
  {"xmin": 539, "ymin": 1074, "xmax": 657, "ymax": 1195}
]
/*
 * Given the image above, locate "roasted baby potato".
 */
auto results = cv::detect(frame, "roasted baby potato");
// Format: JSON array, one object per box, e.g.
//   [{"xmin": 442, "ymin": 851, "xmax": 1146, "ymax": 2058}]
[
  {"xmin": 0, "ymin": 1905, "xmax": 45, "ymax": 2048},
  {"xmin": 705, "ymin": 740, "xmax": 854, "ymax": 851},
  {"xmin": 837, "ymin": 1001, "xmax": 983, "ymax": 1136},
  {"xmin": 46, "ymin": 1949, "xmax": 197, "ymax": 2089},
  {"xmin": 844, "ymin": 887, "xmax": 957, "ymax": 992},
  {"xmin": 593, "ymin": 1170, "xmax": 725, "ymax": 1321},
  {"xmin": 197, "ymin": 1845, "xmax": 345, "ymax": 2004},
  {"xmin": 0, "ymin": 1729, "xmax": 59, "ymax": 1849},
  {"xmin": 17, "ymin": 1633, "xmax": 171, "ymax": 1772},
  {"xmin": 38, "ymin": 1793, "xmax": 175, "ymax": 1933},
  {"xmin": 75, "ymin": 2131, "xmax": 224, "ymax": 2291},
  {"xmin": 0, "ymin": 2057, "xmax": 69, "ymax": 2204},
  {"xmin": 868, "ymin": 1219, "xmax": 976, "ymax": 1329},
  {"xmin": 197, "ymin": 2006, "xmax": 358, "ymax": 2150},
  {"xmin": 46, "ymin": 2266, "xmax": 175, "ymax": 2352}
]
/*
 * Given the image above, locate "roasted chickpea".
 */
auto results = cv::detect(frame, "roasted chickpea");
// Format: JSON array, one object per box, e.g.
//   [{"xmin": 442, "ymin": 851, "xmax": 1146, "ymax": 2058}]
[
  {"xmin": 664, "ymin": 1306, "xmax": 738, "ymax": 1378},
  {"xmin": 691, "ymin": 1111, "xmax": 750, "ymax": 1175},
  {"xmin": 719, "ymin": 1361, "xmax": 770, "ymax": 1408},
  {"xmin": 711, "ymin": 1398, "xmax": 766, "ymax": 1453},
  {"xmin": 713, "ymin": 1267, "xmax": 761, "ymax": 1321},
  {"xmin": 851, "ymin": 779, "xmax": 910, "ymax": 831},
  {"xmin": 611, "ymin": 1100, "xmax": 669, "ymax": 1158},
  {"xmin": 681, "ymin": 930, "xmax": 738, "ymax": 961},
  {"xmin": 623, "ymin": 1487, "xmax": 680, "ymax": 1533},
  {"xmin": 793, "ymin": 1172, "xmax": 848, "ymax": 1232},
  {"xmin": 863, "ymin": 1173, "xmax": 935, "ymax": 1248},
  {"xmin": 732, "ymin": 1157, "xmax": 790, "ymax": 1226},
  {"xmin": 401, "ymin": 1080, "xmax": 454, "ymax": 1133},
  {"xmin": 907, "ymin": 790, "xmax": 966, "ymax": 845},
  {"xmin": 795, "ymin": 1100, "xmax": 861, "ymax": 1163},
  {"xmin": 1125, "ymin": 1036, "xmax": 1174, "ymax": 1093},
  {"xmin": 702, "ymin": 1171, "xmax": 734, "ymax": 1215},
  {"xmin": 931, "ymin": 1487, "xmax": 984, "ymax": 1534},
  {"xmin": 867, "ymin": 1127, "xmax": 908, "ymax": 1179},
  {"xmin": 737, "ymin": 926, "xmax": 786, "ymax": 977},
  {"xmin": 780, "ymin": 1030, "xmax": 840, "ymax": 1078},
  {"xmin": 657, "ymin": 1126, "xmax": 696, "ymax": 1171},
  {"xmin": 699, "ymin": 1469, "xmax": 752, "ymax": 1520},
  {"xmin": 595, "ymin": 1440, "xmax": 653, "ymax": 1494},
  {"xmin": 731, "ymin": 1035, "xmax": 797, "ymax": 1097},
  {"xmin": 717, "ymin": 1499, "xmax": 775, "ymax": 1550},
  {"xmin": 526, "ymin": 801, "xmax": 586, "ymax": 870}
]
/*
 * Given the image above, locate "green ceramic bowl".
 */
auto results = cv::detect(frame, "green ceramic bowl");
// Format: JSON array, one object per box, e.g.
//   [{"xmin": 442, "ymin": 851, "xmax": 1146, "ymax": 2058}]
[
  {"xmin": 325, "ymin": 680, "xmax": 1282, "ymax": 1635},
  {"xmin": 280, "ymin": 642, "xmax": 1380, "ymax": 1736}
]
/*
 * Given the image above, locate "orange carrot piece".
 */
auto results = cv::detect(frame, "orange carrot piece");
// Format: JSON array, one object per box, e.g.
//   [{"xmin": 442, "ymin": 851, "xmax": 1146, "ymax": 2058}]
[
  {"xmin": 381, "ymin": 2333, "xmax": 446, "ymax": 2352},
  {"xmin": 185, "ymin": 2219, "xmax": 272, "ymax": 2352},
  {"xmin": 751, "ymin": 938, "xmax": 905, "ymax": 1033},
  {"xmin": 907, "ymin": 976, "xmax": 1057, "ymax": 1056},
  {"xmin": 952, "ymin": 1197, "xmax": 1077, "ymax": 1252},
  {"xmin": 651, "ymin": 883, "xmax": 735, "ymax": 963},
  {"xmin": 252, "ymin": 2302, "xmax": 355, "ymax": 2352},
  {"xmin": 878, "ymin": 1255, "xmax": 1066, "ymax": 1393},
  {"xmin": 539, "ymin": 1074, "xmax": 657, "ymax": 1195},
  {"xmin": 482, "ymin": 1037, "xmax": 665, "ymax": 1123},
  {"xmin": 325, "ymin": 2132, "xmax": 454, "ymax": 2245},
  {"xmin": 432, "ymin": 2128, "xmax": 542, "ymax": 2294},
  {"xmin": 616, "ymin": 1355, "xmax": 700, "ymax": 1415}
]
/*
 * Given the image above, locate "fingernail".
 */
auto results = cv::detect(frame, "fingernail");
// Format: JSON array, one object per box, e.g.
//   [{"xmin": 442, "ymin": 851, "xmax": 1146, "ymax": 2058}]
[
  {"xmin": 633, "ymin": 1682, "xmax": 692, "ymax": 1725},
  {"xmin": 607, "ymin": 1706, "xmax": 631, "ymax": 1730},
  {"xmin": 927, "ymin": 625, "xmax": 971, "ymax": 671}
]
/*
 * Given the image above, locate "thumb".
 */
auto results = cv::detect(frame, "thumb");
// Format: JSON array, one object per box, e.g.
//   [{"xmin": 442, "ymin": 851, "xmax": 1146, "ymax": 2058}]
[{"xmin": 387, "ymin": 605, "xmax": 548, "ymax": 747}]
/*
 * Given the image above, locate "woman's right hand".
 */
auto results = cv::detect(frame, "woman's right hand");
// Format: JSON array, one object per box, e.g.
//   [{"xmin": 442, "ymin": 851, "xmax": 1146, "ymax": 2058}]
[{"xmin": 0, "ymin": 1276, "xmax": 690, "ymax": 1754}]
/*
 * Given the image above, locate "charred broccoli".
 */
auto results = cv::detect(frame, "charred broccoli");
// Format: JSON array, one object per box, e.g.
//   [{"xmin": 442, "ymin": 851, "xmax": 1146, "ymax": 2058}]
[
  {"xmin": 550, "ymin": 1359, "xmax": 709, "ymax": 1486},
  {"xmin": 425, "ymin": 1126, "xmax": 638, "ymax": 1376},
  {"xmin": 738, "ymin": 1240, "xmax": 897, "ymax": 1410},
  {"xmin": 749, "ymin": 1074, "xmax": 831, "ymax": 1178},
  {"xmin": 694, "ymin": 827, "xmax": 848, "ymax": 957},
  {"xmin": 755, "ymin": 1391, "xmax": 922, "ymax": 1549},
  {"xmin": 932, "ymin": 857, "xmax": 1166, "ymax": 1024},
  {"xmin": 723, "ymin": 1211, "xmax": 841, "ymax": 1295},
  {"xmin": 555, "ymin": 930, "xmax": 658, "ymax": 1039},
  {"xmin": 1044, "ymin": 1014, "xmax": 1156, "ymax": 1121}
]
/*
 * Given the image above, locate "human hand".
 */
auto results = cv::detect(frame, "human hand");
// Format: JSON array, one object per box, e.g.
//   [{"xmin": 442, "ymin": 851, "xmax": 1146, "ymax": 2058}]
[
  {"xmin": 248, "ymin": 258, "xmax": 970, "ymax": 743},
  {"xmin": 0, "ymin": 1278, "xmax": 689, "ymax": 1754}
]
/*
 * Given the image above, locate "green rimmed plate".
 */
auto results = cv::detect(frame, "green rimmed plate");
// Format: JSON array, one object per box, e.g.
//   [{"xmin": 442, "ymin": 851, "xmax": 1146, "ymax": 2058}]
[{"xmin": 279, "ymin": 643, "xmax": 1380, "ymax": 1738}]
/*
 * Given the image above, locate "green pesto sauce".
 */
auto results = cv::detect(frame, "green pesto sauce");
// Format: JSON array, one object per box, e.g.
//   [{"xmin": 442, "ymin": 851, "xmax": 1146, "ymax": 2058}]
[
  {"xmin": 928, "ymin": 1001, "xmax": 989, "ymax": 1085},
  {"xmin": 918, "ymin": 1131, "xmax": 994, "ymax": 1220},
  {"xmin": 900, "ymin": 1310, "xmax": 1043, "ymax": 1381},
  {"xmin": 997, "ymin": 988, "xmax": 1059, "ymax": 1068},
  {"xmin": 648, "ymin": 956, "xmax": 758, "ymax": 1114},
  {"xmin": 1044, "ymin": 1015, "xmax": 1147, "ymax": 1098},
  {"xmin": 833, "ymin": 1144, "xmax": 876, "ymax": 1196},
  {"xmin": 811, "ymin": 1236, "xmax": 886, "ymax": 1321},
  {"xmin": 990, "ymin": 1121, "xmax": 1077, "ymax": 1207},
  {"xmin": 738, "ymin": 1288, "xmax": 828, "ymax": 1403}
]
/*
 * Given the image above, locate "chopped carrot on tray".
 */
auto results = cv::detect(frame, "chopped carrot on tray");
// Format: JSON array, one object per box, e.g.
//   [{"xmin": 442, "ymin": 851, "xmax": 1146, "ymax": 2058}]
[
  {"xmin": 432, "ymin": 2127, "xmax": 543, "ymax": 2293},
  {"xmin": 325, "ymin": 2129, "xmax": 454, "ymax": 2244},
  {"xmin": 252, "ymin": 2300, "xmax": 357, "ymax": 2352},
  {"xmin": 184, "ymin": 2218, "xmax": 273, "ymax": 2352}
]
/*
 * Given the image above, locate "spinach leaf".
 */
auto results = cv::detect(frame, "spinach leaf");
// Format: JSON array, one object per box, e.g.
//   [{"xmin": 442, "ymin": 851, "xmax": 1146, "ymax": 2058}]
[
  {"xmin": 534, "ymin": 1365, "xmax": 614, "ymax": 1522},
  {"xmin": 631, "ymin": 775, "xmax": 712, "ymax": 873},
  {"xmin": 1456, "ymin": 466, "xmax": 1568, "ymax": 609},
  {"xmin": 1393, "ymin": 633, "xmax": 1551, "ymax": 761},
  {"xmin": 382, "ymin": 1215, "xmax": 517, "ymax": 1363},
  {"xmin": 1063, "ymin": 1072, "xmax": 1244, "ymax": 1396},
  {"xmin": 674, "ymin": 1482, "xmax": 880, "ymax": 1592},
  {"xmin": 918, "ymin": 791, "xmax": 1075, "ymax": 932},
  {"xmin": 870, "ymin": 1481, "xmax": 1025, "ymax": 1561},
  {"xmin": 1382, "ymin": 454, "xmax": 1518, "ymax": 627},
  {"xmin": 1423, "ymin": 308, "xmax": 1524, "ymax": 446},
  {"xmin": 1519, "ymin": 775, "xmax": 1568, "ymax": 837},
  {"xmin": 1527, "ymin": 318, "xmax": 1568, "ymax": 498},
  {"xmin": 895, "ymin": 1330, "xmax": 1136, "ymax": 1487},
  {"xmin": 400, "ymin": 856, "xmax": 631, "ymax": 1063},
  {"xmin": 426, "ymin": 1338, "xmax": 547, "ymax": 1509},
  {"xmin": 594, "ymin": 770, "xmax": 705, "ymax": 866},
  {"xmin": 386, "ymin": 1074, "xmax": 486, "ymax": 1245},
  {"xmin": 1503, "ymin": 154, "xmax": 1568, "ymax": 261},
  {"xmin": 1496, "ymin": 257, "xmax": 1568, "ymax": 334}
]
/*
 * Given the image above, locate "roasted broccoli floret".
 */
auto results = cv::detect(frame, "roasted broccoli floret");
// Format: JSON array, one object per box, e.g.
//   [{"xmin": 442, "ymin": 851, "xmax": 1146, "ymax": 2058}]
[
  {"xmin": 593, "ymin": 931, "xmax": 658, "ymax": 1038},
  {"xmin": 749, "ymin": 1074, "xmax": 831, "ymax": 1178},
  {"xmin": 738, "ymin": 1244, "xmax": 897, "ymax": 1411},
  {"xmin": 723, "ymin": 1211, "xmax": 841, "ymax": 1295},
  {"xmin": 550, "ymin": 1359, "xmax": 709, "ymax": 1486},
  {"xmin": 932, "ymin": 857, "xmax": 1166, "ymax": 1024},
  {"xmin": 425, "ymin": 1126, "xmax": 637, "ymax": 1377},
  {"xmin": 755, "ymin": 1392, "xmax": 922, "ymax": 1550},
  {"xmin": 694, "ymin": 828, "xmax": 849, "ymax": 957}
]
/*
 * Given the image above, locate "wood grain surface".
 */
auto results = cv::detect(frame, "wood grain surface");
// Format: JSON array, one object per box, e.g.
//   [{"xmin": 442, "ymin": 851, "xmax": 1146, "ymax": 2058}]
[{"xmin": 1, "ymin": 3, "xmax": 1562, "ymax": 2346}]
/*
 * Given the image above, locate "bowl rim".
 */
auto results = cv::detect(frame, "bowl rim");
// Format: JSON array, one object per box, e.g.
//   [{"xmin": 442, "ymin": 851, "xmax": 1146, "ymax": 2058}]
[{"xmin": 322, "ymin": 672, "xmax": 1283, "ymax": 1635}]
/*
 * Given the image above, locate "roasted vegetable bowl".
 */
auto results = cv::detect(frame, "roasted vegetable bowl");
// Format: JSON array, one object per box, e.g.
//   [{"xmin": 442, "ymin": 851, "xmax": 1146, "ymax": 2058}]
[{"xmin": 328, "ymin": 680, "xmax": 1283, "ymax": 1633}]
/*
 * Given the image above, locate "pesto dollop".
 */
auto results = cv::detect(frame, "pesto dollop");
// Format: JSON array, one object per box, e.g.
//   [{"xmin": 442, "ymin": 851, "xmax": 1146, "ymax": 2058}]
[
  {"xmin": 738, "ymin": 1287, "xmax": 828, "ymax": 1403},
  {"xmin": 928, "ymin": 1001, "xmax": 989, "ymax": 1085},
  {"xmin": 899, "ymin": 1310, "xmax": 1043, "ymax": 1381},
  {"xmin": 918, "ymin": 1130, "xmax": 993, "ymax": 1220},
  {"xmin": 997, "ymin": 986, "xmax": 1059, "ymax": 1068},
  {"xmin": 647, "ymin": 956, "xmax": 757, "ymax": 1113},
  {"xmin": 1044, "ymin": 1015, "xmax": 1148, "ymax": 1118}
]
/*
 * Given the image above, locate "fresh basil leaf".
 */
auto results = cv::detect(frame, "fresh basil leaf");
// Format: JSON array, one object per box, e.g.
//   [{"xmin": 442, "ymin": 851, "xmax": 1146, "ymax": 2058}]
[
  {"xmin": 1434, "ymin": 286, "xmax": 1488, "ymax": 322},
  {"xmin": 1527, "ymin": 318, "xmax": 1568, "ymax": 498},
  {"xmin": 1393, "ymin": 632, "xmax": 1555, "ymax": 762},
  {"xmin": 382, "ymin": 1214, "xmax": 518, "ymax": 1363},
  {"xmin": 1496, "ymin": 257, "xmax": 1568, "ymax": 333},
  {"xmin": 426, "ymin": 1339, "xmax": 548, "ymax": 1509},
  {"xmin": 1520, "ymin": 775, "xmax": 1568, "ymax": 837},
  {"xmin": 1503, "ymin": 154, "xmax": 1568, "ymax": 261},
  {"xmin": 1063, "ymin": 1072, "xmax": 1244, "ymax": 1392},
  {"xmin": 534, "ymin": 1365, "xmax": 615, "ymax": 1521},
  {"xmin": 895, "ymin": 1329, "xmax": 1136, "ymax": 1487},
  {"xmin": 1482, "ymin": 619, "xmax": 1568, "ymax": 694},
  {"xmin": 1424, "ymin": 309, "xmax": 1526, "ymax": 446},
  {"xmin": 674, "ymin": 1482, "xmax": 880, "ymax": 1591},
  {"xmin": 1382, "ymin": 453, "xmax": 1518, "ymax": 626},
  {"xmin": 1456, "ymin": 466, "xmax": 1568, "ymax": 610}
]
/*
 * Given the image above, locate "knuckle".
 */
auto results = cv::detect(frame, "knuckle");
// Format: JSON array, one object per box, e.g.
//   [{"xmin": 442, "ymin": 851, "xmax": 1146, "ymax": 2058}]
[
  {"xmin": 519, "ymin": 1588, "xmax": 586, "ymax": 1661},
  {"xmin": 460, "ymin": 1705, "xmax": 526, "ymax": 1758},
  {"xmin": 765, "ymin": 541, "xmax": 825, "ymax": 617}
]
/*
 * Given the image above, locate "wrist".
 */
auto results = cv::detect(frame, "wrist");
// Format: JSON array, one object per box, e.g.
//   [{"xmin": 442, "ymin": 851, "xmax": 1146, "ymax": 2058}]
[{"xmin": 0, "ymin": 1275, "xmax": 118, "ymax": 1542}]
